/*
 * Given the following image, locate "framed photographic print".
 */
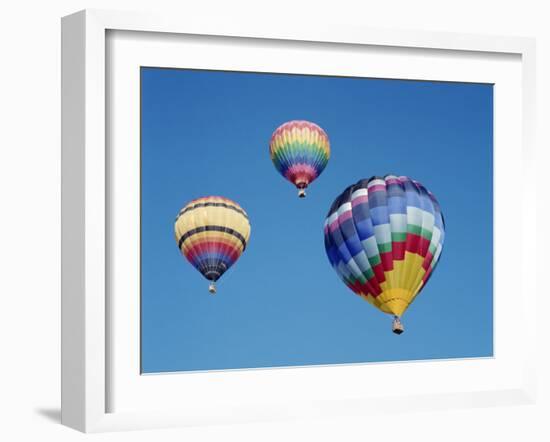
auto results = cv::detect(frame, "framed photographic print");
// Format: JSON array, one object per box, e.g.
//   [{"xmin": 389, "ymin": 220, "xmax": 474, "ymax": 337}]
[{"xmin": 61, "ymin": 9, "xmax": 537, "ymax": 433}]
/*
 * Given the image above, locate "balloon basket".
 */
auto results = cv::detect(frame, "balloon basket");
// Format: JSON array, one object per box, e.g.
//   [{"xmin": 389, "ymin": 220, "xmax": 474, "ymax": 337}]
[
  {"xmin": 392, "ymin": 316, "xmax": 404, "ymax": 334},
  {"xmin": 298, "ymin": 188, "xmax": 306, "ymax": 198},
  {"xmin": 208, "ymin": 282, "xmax": 217, "ymax": 294}
]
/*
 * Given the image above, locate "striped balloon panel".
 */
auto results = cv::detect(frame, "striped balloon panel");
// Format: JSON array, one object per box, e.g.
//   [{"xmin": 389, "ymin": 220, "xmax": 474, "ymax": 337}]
[
  {"xmin": 324, "ymin": 176, "xmax": 445, "ymax": 317},
  {"xmin": 175, "ymin": 196, "xmax": 251, "ymax": 282},
  {"xmin": 269, "ymin": 120, "xmax": 330, "ymax": 188}
]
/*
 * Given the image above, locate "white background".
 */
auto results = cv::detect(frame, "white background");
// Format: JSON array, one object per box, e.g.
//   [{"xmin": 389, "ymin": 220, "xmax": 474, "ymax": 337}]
[{"xmin": 0, "ymin": 1, "xmax": 548, "ymax": 441}]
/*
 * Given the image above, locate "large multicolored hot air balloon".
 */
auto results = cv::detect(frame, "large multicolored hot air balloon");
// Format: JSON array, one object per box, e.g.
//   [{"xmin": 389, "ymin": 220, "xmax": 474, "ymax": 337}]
[
  {"xmin": 324, "ymin": 176, "xmax": 445, "ymax": 334},
  {"xmin": 175, "ymin": 196, "xmax": 251, "ymax": 294},
  {"xmin": 269, "ymin": 120, "xmax": 330, "ymax": 198}
]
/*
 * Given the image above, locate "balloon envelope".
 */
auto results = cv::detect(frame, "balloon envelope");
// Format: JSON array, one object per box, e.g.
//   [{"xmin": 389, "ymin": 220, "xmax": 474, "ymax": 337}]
[
  {"xmin": 324, "ymin": 176, "xmax": 445, "ymax": 318},
  {"xmin": 175, "ymin": 196, "xmax": 251, "ymax": 285},
  {"xmin": 269, "ymin": 120, "xmax": 330, "ymax": 197}
]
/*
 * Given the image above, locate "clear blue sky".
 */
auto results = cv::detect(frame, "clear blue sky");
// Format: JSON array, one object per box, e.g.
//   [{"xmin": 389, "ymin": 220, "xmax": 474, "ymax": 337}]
[{"xmin": 141, "ymin": 67, "xmax": 493, "ymax": 373}]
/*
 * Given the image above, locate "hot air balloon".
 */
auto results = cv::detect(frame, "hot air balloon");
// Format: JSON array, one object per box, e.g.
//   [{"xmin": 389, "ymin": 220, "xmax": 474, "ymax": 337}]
[
  {"xmin": 324, "ymin": 176, "xmax": 445, "ymax": 334},
  {"xmin": 174, "ymin": 196, "xmax": 251, "ymax": 294},
  {"xmin": 269, "ymin": 120, "xmax": 330, "ymax": 198}
]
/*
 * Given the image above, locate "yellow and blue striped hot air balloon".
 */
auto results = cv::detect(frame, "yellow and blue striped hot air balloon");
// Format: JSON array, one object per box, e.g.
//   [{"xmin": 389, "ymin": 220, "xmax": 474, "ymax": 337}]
[
  {"xmin": 175, "ymin": 196, "xmax": 251, "ymax": 294},
  {"xmin": 324, "ymin": 176, "xmax": 445, "ymax": 334},
  {"xmin": 269, "ymin": 120, "xmax": 330, "ymax": 198}
]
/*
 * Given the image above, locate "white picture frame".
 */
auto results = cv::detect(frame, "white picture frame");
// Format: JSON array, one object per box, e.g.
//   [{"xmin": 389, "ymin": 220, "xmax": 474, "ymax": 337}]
[{"xmin": 61, "ymin": 9, "xmax": 537, "ymax": 433}]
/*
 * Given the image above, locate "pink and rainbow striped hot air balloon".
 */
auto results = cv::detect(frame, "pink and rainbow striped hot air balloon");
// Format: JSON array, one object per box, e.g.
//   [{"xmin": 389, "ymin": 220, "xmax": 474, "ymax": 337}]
[{"xmin": 269, "ymin": 120, "xmax": 330, "ymax": 198}]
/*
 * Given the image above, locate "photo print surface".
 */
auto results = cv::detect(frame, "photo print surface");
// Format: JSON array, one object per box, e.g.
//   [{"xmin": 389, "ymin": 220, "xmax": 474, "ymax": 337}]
[{"xmin": 141, "ymin": 67, "xmax": 493, "ymax": 373}]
